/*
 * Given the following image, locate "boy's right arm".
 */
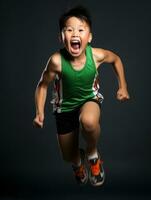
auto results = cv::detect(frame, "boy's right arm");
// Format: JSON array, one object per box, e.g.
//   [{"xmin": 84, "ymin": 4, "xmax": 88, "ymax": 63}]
[{"xmin": 33, "ymin": 53, "xmax": 60, "ymax": 128}]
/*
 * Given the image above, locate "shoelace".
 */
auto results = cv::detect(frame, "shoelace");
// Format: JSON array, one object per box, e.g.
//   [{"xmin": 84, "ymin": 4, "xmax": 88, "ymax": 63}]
[
  {"xmin": 90, "ymin": 159, "xmax": 103, "ymax": 176},
  {"xmin": 74, "ymin": 164, "xmax": 86, "ymax": 178}
]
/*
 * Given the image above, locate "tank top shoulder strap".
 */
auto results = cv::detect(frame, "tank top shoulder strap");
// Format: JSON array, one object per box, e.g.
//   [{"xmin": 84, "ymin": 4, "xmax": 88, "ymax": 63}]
[{"xmin": 86, "ymin": 44, "xmax": 96, "ymax": 69}]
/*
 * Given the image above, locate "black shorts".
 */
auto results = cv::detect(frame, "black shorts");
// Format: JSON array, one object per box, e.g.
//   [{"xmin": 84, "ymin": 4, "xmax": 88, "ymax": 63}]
[{"xmin": 54, "ymin": 99, "xmax": 101, "ymax": 135}]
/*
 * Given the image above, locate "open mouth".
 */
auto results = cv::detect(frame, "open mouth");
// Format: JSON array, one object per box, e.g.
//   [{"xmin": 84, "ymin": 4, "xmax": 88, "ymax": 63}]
[{"xmin": 70, "ymin": 40, "xmax": 81, "ymax": 51}]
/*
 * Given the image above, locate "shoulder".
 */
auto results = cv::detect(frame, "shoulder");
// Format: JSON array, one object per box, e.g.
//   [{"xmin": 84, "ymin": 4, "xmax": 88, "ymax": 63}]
[
  {"xmin": 46, "ymin": 51, "xmax": 61, "ymax": 73},
  {"xmin": 92, "ymin": 47, "xmax": 106, "ymax": 61},
  {"xmin": 91, "ymin": 47, "xmax": 106, "ymax": 67},
  {"xmin": 49, "ymin": 51, "xmax": 61, "ymax": 68},
  {"xmin": 91, "ymin": 47, "xmax": 118, "ymax": 66}
]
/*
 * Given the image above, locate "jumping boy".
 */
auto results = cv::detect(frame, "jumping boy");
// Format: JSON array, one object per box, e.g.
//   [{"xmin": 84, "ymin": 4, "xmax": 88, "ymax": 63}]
[{"xmin": 33, "ymin": 6, "xmax": 130, "ymax": 186}]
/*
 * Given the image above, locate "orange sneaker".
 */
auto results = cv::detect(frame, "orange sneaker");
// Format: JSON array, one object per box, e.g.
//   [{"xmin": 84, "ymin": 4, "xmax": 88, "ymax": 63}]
[
  {"xmin": 72, "ymin": 149, "xmax": 88, "ymax": 185},
  {"xmin": 88, "ymin": 157, "xmax": 105, "ymax": 186}
]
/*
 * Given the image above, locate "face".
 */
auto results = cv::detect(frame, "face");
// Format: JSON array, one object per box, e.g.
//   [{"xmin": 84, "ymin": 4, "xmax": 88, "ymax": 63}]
[{"xmin": 61, "ymin": 17, "xmax": 92, "ymax": 57}]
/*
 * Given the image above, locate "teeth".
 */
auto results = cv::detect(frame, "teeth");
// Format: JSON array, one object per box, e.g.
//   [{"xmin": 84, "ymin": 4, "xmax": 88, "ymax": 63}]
[
  {"xmin": 71, "ymin": 41, "xmax": 79, "ymax": 44},
  {"xmin": 70, "ymin": 39, "xmax": 81, "ymax": 49},
  {"xmin": 71, "ymin": 40, "xmax": 80, "ymax": 43}
]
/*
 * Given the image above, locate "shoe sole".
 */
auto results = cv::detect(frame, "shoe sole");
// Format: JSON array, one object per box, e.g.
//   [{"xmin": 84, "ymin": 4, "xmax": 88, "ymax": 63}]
[{"xmin": 89, "ymin": 168, "xmax": 105, "ymax": 186}]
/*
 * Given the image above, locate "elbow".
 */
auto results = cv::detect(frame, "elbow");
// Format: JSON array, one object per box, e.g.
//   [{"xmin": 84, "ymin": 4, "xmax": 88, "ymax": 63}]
[
  {"xmin": 37, "ymin": 80, "xmax": 48, "ymax": 89},
  {"xmin": 113, "ymin": 55, "xmax": 122, "ymax": 66}
]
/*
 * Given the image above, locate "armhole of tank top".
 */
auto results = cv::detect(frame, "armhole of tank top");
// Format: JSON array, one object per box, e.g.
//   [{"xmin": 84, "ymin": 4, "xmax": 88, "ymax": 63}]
[{"xmin": 88, "ymin": 45, "xmax": 97, "ymax": 72}]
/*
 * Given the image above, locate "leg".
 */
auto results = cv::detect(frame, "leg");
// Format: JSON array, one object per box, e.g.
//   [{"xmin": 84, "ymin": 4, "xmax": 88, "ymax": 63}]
[
  {"xmin": 57, "ymin": 130, "xmax": 88, "ymax": 185},
  {"xmin": 55, "ymin": 111, "xmax": 88, "ymax": 185},
  {"xmin": 79, "ymin": 101, "xmax": 101, "ymax": 156},
  {"xmin": 57, "ymin": 129, "xmax": 81, "ymax": 165},
  {"xmin": 79, "ymin": 101, "xmax": 105, "ymax": 186}
]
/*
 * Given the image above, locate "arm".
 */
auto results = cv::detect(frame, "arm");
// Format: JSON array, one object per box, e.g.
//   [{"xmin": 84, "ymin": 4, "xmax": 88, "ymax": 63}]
[
  {"xmin": 33, "ymin": 54, "xmax": 59, "ymax": 128},
  {"xmin": 93, "ymin": 48, "xmax": 130, "ymax": 101}
]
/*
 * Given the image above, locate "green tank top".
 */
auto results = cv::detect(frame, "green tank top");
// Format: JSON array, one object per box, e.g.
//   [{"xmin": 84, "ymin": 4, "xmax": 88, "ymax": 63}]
[{"xmin": 51, "ymin": 44, "xmax": 103, "ymax": 113}]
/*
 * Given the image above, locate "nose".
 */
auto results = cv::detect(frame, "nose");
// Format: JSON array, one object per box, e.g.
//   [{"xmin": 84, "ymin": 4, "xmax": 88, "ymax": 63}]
[{"xmin": 72, "ymin": 29, "xmax": 79, "ymax": 37}]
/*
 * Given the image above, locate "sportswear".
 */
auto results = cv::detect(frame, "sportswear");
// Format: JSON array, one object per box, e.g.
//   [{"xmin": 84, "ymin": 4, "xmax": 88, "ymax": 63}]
[
  {"xmin": 88, "ymin": 155, "xmax": 105, "ymax": 186},
  {"xmin": 51, "ymin": 44, "xmax": 103, "ymax": 113},
  {"xmin": 55, "ymin": 99, "xmax": 101, "ymax": 135},
  {"xmin": 72, "ymin": 149, "xmax": 88, "ymax": 185}
]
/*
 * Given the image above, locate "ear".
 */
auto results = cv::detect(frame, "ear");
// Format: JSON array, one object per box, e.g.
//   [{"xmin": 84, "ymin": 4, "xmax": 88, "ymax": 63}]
[
  {"xmin": 59, "ymin": 31, "xmax": 65, "ymax": 43},
  {"xmin": 88, "ymin": 32, "xmax": 93, "ymax": 43}
]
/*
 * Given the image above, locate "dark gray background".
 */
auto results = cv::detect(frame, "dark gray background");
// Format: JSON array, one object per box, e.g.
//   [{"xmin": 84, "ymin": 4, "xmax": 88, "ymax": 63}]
[{"xmin": 1, "ymin": 0, "xmax": 151, "ymax": 199}]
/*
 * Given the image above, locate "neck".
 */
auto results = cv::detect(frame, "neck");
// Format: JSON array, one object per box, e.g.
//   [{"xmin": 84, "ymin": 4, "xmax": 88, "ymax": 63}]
[{"xmin": 71, "ymin": 53, "xmax": 86, "ymax": 67}]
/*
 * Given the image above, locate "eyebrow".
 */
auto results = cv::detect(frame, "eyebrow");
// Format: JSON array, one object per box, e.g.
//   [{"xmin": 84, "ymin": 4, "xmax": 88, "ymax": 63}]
[{"xmin": 64, "ymin": 25, "xmax": 88, "ymax": 29}]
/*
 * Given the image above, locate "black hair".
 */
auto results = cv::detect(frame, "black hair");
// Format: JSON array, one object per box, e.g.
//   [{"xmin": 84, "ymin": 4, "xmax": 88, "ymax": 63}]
[{"xmin": 59, "ymin": 6, "xmax": 92, "ymax": 32}]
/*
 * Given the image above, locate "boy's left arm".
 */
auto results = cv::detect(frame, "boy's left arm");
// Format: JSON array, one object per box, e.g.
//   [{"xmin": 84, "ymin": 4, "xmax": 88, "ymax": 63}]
[{"xmin": 95, "ymin": 48, "xmax": 130, "ymax": 101}]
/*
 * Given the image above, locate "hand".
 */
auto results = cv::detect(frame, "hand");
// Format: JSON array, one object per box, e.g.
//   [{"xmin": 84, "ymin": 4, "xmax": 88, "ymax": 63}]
[
  {"xmin": 33, "ymin": 113, "xmax": 44, "ymax": 128},
  {"xmin": 116, "ymin": 88, "xmax": 130, "ymax": 101}
]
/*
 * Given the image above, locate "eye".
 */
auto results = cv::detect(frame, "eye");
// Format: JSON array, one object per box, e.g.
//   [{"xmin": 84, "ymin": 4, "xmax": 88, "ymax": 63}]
[
  {"xmin": 79, "ymin": 29, "xmax": 84, "ymax": 32},
  {"xmin": 66, "ymin": 28, "xmax": 72, "ymax": 32}
]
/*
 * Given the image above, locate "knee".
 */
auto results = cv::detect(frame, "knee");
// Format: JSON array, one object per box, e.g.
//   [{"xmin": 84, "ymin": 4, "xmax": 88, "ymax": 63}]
[{"xmin": 80, "ymin": 115, "xmax": 98, "ymax": 132}]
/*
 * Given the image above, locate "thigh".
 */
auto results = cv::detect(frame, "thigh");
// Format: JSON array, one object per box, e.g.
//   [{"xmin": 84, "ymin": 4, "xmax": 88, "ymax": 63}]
[
  {"xmin": 55, "ymin": 109, "xmax": 79, "ymax": 135},
  {"xmin": 79, "ymin": 101, "xmax": 101, "ymax": 124},
  {"xmin": 55, "ymin": 109, "xmax": 80, "ymax": 160}
]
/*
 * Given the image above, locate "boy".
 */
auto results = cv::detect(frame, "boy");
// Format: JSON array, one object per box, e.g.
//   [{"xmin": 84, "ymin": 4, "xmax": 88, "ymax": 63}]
[{"xmin": 33, "ymin": 6, "xmax": 130, "ymax": 187}]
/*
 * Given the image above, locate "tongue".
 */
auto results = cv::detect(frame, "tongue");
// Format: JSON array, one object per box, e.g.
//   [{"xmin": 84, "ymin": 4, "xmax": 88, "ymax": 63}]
[{"xmin": 72, "ymin": 44, "xmax": 79, "ymax": 49}]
